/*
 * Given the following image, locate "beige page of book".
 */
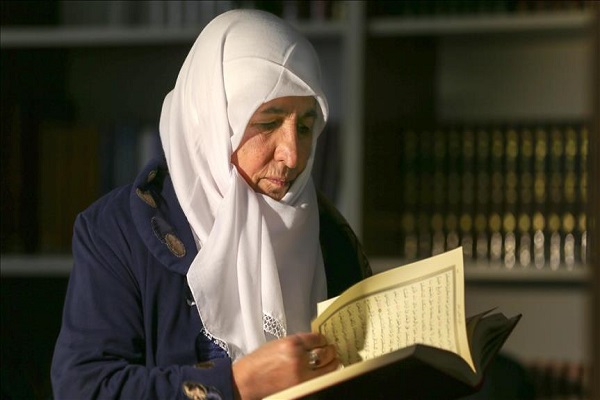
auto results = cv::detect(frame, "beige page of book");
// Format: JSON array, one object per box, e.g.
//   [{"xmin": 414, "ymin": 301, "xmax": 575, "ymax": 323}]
[{"xmin": 312, "ymin": 247, "xmax": 474, "ymax": 371}]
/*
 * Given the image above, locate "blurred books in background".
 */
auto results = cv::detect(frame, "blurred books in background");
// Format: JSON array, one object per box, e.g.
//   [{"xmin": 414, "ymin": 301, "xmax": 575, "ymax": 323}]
[
  {"xmin": 363, "ymin": 123, "xmax": 589, "ymax": 272},
  {"xmin": 1, "ymin": 118, "xmax": 162, "ymax": 254},
  {"xmin": 55, "ymin": 0, "xmax": 346, "ymax": 29}
]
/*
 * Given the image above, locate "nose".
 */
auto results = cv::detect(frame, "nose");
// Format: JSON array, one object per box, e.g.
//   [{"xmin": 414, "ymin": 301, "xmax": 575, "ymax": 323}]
[{"xmin": 275, "ymin": 120, "xmax": 299, "ymax": 169}]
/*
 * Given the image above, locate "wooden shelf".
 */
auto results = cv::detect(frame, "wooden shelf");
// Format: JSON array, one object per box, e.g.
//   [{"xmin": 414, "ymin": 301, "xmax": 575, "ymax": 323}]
[
  {"xmin": 370, "ymin": 257, "xmax": 590, "ymax": 284},
  {"xmin": 464, "ymin": 264, "xmax": 590, "ymax": 284},
  {"xmin": 1, "ymin": 255, "xmax": 73, "ymax": 277},
  {"xmin": 0, "ymin": 20, "xmax": 345, "ymax": 49},
  {"xmin": 369, "ymin": 10, "xmax": 595, "ymax": 36},
  {"xmin": 1, "ymin": 254, "xmax": 590, "ymax": 283}
]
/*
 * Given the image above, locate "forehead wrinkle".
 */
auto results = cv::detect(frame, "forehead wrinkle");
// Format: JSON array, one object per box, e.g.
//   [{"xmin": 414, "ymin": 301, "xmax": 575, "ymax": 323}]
[
  {"xmin": 258, "ymin": 107, "xmax": 287, "ymax": 116},
  {"xmin": 258, "ymin": 106, "xmax": 316, "ymax": 117}
]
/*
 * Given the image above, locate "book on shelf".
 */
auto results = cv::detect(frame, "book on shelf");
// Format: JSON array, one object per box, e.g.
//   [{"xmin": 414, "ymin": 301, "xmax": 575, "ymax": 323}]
[
  {"xmin": 265, "ymin": 247, "xmax": 521, "ymax": 400},
  {"xmin": 100, "ymin": 122, "xmax": 162, "ymax": 194},
  {"xmin": 38, "ymin": 122, "xmax": 100, "ymax": 253}
]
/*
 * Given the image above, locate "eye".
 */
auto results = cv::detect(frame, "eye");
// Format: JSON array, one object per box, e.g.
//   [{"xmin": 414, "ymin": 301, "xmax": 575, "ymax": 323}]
[
  {"xmin": 297, "ymin": 115, "xmax": 316, "ymax": 137},
  {"xmin": 297, "ymin": 123, "xmax": 313, "ymax": 136},
  {"xmin": 255, "ymin": 120, "xmax": 279, "ymax": 131}
]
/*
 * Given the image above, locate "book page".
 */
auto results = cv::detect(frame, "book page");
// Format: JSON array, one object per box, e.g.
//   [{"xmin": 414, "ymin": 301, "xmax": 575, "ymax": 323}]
[{"xmin": 312, "ymin": 247, "xmax": 474, "ymax": 371}]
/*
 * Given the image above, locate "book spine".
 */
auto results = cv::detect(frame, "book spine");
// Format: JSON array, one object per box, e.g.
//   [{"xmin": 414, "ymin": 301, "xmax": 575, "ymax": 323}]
[
  {"xmin": 445, "ymin": 127, "xmax": 462, "ymax": 254},
  {"xmin": 401, "ymin": 129, "xmax": 419, "ymax": 260},
  {"xmin": 38, "ymin": 123, "xmax": 100, "ymax": 253},
  {"xmin": 38, "ymin": 123, "xmax": 63, "ymax": 253},
  {"xmin": 108, "ymin": 0, "xmax": 129, "ymax": 27},
  {"xmin": 459, "ymin": 127, "xmax": 476, "ymax": 262},
  {"xmin": 417, "ymin": 129, "xmax": 434, "ymax": 258},
  {"xmin": 577, "ymin": 126, "xmax": 588, "ymax": 265},
  {"xmin": 431, "ymin": 128, "xmax": 447, "ymax": 256},
  {"xmin": 532, "ymin": 126, "xmax": 548, "ymax": 269},
  {"xmin": 503, "ymin": 127, "xmax": 519, "ymax": 269},
  {"xmin": 517, "ymin": 127, "xmax": 534, "ymax": 268},
  {"xmin": 474, "ymin": 127, "xmax": 491, "ymax": 263},
  {"xmin": 310, "ymin": 0, "xmax": 331, "ymax": 21},
  {"xmin": 547, "ymin": 126, "xmax": 564, "ymax": 270},
  {"xmin": 562, "ymin": 126, "xmax": 578, "ymax": 270},
  {"xmin": 111, "ymin": 122, "xmax": 139, "ymax": 189},
  {"xmin": 166, "ymin": 0, "xmax": 183, "ymax": 28},
  {"xmin": 146, "ymin": 0, "xmax": 164, "ymax": 27},
  {"xmin": 488, "ymin": 127, "xmax": 504, "ymax": 266},
  {"xmin": 182, "ymin": 0, "xmax": 200, "ymax": 27},
  {"xmin": 0, "ymin": 103, "xmax": 26, "ymax": 252}
]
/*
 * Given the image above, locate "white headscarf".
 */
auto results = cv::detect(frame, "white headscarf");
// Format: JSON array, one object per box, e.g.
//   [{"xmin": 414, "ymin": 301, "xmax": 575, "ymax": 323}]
[{"xmin": 159, "ymin": 9, "xmax": 329, "ymax": 360}]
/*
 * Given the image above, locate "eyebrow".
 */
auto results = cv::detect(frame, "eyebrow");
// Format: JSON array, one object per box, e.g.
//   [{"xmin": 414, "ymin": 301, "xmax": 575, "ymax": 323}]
[{"xmin": 259, "ymin": 107, "xmax": 317, "ymax": 119}]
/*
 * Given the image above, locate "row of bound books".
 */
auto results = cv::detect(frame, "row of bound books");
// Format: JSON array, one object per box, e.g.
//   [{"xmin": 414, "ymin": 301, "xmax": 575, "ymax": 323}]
[
  {"xmin": 36, "ymin": 121, "xmax": 162, "ymax": 253},
  {"xmin": 395, "ymin": 211, "xmax": 587, "ymax": 270},
  {"xmin": 364, "ymin": 123, "xmax": 588, "ymax": 270}
]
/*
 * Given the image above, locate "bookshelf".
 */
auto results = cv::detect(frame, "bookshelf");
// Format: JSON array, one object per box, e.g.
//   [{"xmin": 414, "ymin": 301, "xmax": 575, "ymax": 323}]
[
  {"xmin": 358, "ymin": 3, "xmax": 597, "ymax": 382},
  {"xmin": 1, "ymin": 1, "xmax": 598, "ymax": 398},
  {"xmin": 4, "ymin": 2, "xmax": 594, "ymax": 272},
  {"xmin": 369, "ymin": 10, "xmax": 595, "ymax": 36},
  {"xmin": 362, "ymin": 8, "xmax": 596, "ymax": 266},
  {"xmin": 0, "ymin": 0, "xmax": 355, "ymax": 256}
]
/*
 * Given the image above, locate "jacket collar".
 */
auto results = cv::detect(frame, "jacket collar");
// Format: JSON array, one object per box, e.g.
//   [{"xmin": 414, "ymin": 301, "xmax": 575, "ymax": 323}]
[{"xmin": 130, "ymin": 156, "xmax": 198, "ymax": 276}]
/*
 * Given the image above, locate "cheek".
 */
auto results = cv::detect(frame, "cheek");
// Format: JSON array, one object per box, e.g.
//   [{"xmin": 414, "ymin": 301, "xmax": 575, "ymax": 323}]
[{"xmin": 237, "ymin": 140, "xmax": 272, "ymax": 176}]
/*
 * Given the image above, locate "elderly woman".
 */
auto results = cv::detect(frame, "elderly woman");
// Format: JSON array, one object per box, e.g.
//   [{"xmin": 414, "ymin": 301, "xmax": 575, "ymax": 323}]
[{"xmin": 51, "ymin": 9, "xmax": 370, "ymax": 400}]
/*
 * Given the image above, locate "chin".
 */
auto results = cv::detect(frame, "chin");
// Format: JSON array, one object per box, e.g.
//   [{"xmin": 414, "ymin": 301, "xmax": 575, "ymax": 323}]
[
  {"xmin": 262, "ymin": 188, "xmax": 289, "ymax": 201},
  {"xmin": 257, "ymin": 182, "xmax": 290, "ymax": 201},
  {"xmin": 265, "ymin": 191, "xmax": 287, "ymax": 201}
]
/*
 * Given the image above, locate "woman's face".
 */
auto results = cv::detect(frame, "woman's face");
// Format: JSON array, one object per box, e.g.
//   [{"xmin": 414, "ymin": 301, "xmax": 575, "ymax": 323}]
[{"xmin": 231, "ymin": 96, "xmax": 317, "ymax": 201}]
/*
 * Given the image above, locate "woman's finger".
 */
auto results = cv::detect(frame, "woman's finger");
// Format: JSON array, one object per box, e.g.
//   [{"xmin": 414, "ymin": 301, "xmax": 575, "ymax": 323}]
[
  {"xmin": 307, "ymin": 344, "xmax": 339, "ymax": 370},
  {"xmin": 292, "ymin": 332, "xmax": 328, "ymax": 350}
]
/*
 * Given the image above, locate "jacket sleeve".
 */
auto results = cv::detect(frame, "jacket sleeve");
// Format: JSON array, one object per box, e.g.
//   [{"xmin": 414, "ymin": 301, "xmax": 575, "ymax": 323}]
[{"xmin": 51, "ymin": 211, "xmax": 235, "ymax": 400}]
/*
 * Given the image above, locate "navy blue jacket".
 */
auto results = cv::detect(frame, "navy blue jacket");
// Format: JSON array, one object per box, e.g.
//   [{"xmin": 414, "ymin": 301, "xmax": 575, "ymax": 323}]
[{"xmin": 51, "ymin": 158, "xmax": 371, "ymax": 399}]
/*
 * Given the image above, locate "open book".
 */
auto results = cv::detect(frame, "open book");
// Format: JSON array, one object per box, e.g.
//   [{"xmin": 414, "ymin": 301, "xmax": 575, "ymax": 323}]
[{"xmin": 265, "ymin": 247, "xmax": 521, "ymax": 399}]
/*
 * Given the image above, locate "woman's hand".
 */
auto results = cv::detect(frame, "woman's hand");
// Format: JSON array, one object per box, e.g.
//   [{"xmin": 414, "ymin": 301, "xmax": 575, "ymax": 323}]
[{"xmin": 232, "ymin": 332, "xmax": 340, "ymax": 400}]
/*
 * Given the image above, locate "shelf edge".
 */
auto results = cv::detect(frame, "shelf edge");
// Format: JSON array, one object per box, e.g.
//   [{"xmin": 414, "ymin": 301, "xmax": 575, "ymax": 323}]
[
  {"xmin": 370, "ymin": 257, "xmax": 590, "ymax": 284},
  {"xmin": 1, "ymin": 255, "xmax": 73, "ymax": 277},
  {"xmin": 369, "ymin": 10, "xmax": 595, "ymax": 36},
  {"xmin": 1, "ymin": 254, "xmax": 591, "ymax": 282},
  {"xmin": 0, "ymin": 21, "xmax": 345, "ymax": 49}
]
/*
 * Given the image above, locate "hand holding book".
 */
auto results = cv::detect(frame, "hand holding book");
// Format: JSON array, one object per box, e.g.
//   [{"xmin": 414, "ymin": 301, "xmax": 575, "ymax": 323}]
[{"xmin": 266, "ymin": 248, "xmax": 521, "ymax": 399}]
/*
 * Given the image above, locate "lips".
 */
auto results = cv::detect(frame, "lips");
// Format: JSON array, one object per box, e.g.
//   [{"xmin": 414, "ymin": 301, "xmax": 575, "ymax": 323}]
[
  {"xmin": 265, "ymin": 177, "xmax": 290, "ymax": 187},
  {"xmin": 258, "ymin": 175, "xmax": 297, "ymax": 200}
]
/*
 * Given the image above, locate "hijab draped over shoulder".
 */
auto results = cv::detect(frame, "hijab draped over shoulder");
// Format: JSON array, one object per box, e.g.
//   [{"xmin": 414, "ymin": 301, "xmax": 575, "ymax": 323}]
[{"xmin": 159, "ymin": 9, "xmax": 329, "ymax": 360}]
